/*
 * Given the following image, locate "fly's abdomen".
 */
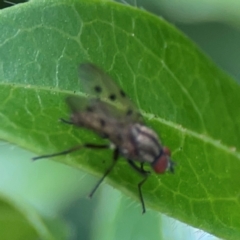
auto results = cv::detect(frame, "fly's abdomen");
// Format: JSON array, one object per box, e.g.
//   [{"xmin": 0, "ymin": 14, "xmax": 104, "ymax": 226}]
[
  {"xmin": 71, "ymin": 111, "xmax": 126, "ymax": 141},
  {"xmin": 71, "ymin": 112, "xmax": 107, "ymax": 135}
]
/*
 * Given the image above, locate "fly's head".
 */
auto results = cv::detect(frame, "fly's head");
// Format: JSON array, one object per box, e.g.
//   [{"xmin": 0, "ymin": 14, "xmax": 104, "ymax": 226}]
[{"xmin": 151, "ymin": 147, "xmax": 175, "ymax": 174}]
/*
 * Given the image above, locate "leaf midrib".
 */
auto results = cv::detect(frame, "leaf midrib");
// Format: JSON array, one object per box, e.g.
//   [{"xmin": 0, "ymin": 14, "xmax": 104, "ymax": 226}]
[
  {"xmin": 1, "ymin": 82, "xmax": 239, "ymax": 159},
  {"xmin": 149, "ymin": 111, "xmax": 240, "ymax": 159}
]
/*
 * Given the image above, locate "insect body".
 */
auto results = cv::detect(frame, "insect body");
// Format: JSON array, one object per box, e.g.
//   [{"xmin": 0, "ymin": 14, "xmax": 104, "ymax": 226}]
[{"xmin": 33, "ymin": 63, "xmax": 175, "ymax": 213}]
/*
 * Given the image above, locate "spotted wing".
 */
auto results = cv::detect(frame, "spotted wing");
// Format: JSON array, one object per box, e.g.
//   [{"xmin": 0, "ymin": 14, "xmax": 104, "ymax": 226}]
[{"xmin": 68, "ymin": 63, "xmax": 143, "ymax": 123}]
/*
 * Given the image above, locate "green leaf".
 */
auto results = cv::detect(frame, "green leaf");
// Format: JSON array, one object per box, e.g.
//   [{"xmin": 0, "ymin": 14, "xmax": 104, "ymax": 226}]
[
  {"xmin": 0, "ymin": 194, "xmax": 69, "ymax": 240},
  {"xmin": 1, "ymin": 0, "xmax": 240, "ymax": 239}
]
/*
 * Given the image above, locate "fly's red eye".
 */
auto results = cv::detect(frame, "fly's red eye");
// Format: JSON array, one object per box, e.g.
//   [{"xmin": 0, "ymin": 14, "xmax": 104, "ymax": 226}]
[
  {"xmin": 152, "ymin": 155, "xmax": 168, "ymax": 174},
  {"xmin": 163, "ymin": 147, "xmax": 171, "ymax": 156},
  {"xmin": 152, "ymin": 147, "xmax": 173, "ymax": 174}
]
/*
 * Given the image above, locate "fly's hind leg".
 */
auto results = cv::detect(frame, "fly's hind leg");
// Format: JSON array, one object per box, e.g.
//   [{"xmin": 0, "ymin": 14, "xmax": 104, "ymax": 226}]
[
  {"xmin": 32, "ymin": 143, "xmax": 109, "ymax": 160},
  {"xmin": 127, "ymin": 160, "xmax": 150, "ymax": 214}
]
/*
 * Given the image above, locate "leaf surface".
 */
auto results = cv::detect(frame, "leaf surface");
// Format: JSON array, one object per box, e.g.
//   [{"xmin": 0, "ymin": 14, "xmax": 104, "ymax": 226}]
[{"xmin": 1, "ymin": 0, "xmax": 240, "ymax": 239}]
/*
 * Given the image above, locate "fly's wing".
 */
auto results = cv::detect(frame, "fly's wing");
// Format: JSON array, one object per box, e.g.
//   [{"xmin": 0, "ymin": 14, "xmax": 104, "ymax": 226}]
[
  {"xmin": 66, "ymin": 95, "xmax": 117, "ymax": 120},
  {"xmin": 68, "ymin": 63, "xmax": 143, "ymax": 123}
]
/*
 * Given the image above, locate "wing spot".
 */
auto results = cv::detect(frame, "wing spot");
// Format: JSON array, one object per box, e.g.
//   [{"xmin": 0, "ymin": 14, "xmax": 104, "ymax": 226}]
[
  {"xmin": 99, "ymin": 119, "xmax": 106, "ymax": 127},
  {"xmin": 109, "ymin": 94, "xmax": 116, "ymax": 101},
  {"xmin": 101, "ymin": 133, "xmax": 109, "ymax": 138},
  {"xmin": 126, "ymin": 109, "xmax": 133, "ymax": 116},
  {"xmin": 120, "ymin": 90, "xmax": 126, "ymax": 97},
  {"xmin": 86, "ymin": 106, "xmax": 94, "ymax": 112},
  {"xmin": 117, "ymin": 134, "xmax": 122, "ymax": 141},
  {"xmin": 94, "ymin": 86, "xmax": 102, "ymax": 93}
]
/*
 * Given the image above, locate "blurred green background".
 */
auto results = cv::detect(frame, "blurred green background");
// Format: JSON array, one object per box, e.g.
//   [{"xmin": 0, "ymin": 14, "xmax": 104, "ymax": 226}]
[{"xmin": 1, "ymin": 0, "xmax": 239, "ymax": 239}]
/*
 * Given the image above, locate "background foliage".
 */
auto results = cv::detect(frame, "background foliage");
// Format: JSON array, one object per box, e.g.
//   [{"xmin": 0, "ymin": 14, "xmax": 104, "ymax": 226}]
[{"xmin": 1, "ymin": 0, "xmax": 240, "ymax": 239}]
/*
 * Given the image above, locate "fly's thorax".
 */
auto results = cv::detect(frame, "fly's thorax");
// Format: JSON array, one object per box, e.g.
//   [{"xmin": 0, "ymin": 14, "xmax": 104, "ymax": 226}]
[
  {"xmin": 130, "ymin": 124, "xmax": 174, "ymax": 174},
  {"xmin": 130, "ymin": 123, "xmax": 162, "ymax": 163}
]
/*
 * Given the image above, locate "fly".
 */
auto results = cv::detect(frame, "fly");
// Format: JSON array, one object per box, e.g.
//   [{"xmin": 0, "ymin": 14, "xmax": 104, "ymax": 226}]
[{"xmin": 33, "ymin": 63, "xmax": 175, "ymax": 213}]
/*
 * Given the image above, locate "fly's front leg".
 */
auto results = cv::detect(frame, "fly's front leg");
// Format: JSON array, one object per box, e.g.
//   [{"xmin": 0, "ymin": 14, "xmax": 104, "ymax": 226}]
[
  {"xmin": 137, "ymin": 176, "xmax": 148, "ymax": 214},
  {"xmin": 128, "ymin": 161, "xmax": 149, "ymax": 176},
  {"xmin": 127, "ymin": 160, "xmax": 150, "ymax": 214},
  {"xmin": 140, "ymin": 162, "xmax": 151, "ymax": 174}
]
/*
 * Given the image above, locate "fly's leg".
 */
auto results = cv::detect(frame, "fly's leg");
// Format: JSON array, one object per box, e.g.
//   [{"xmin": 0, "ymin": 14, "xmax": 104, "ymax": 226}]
[
  {"xmin": 32, "ymin": 144, "xmax": 109, "ymax": 160},
  {"xmin": 59, "ymin": 118, "xmax": 74, "ymax": 125},
  {"xmin": 137, "ymin": 176, "xmax": 148, "ymax": 214},
  {"xmin": 127, "ymin": 160, "xmax": 150, "ymax": 214},
  {"xmin": 89, "ymin": 148, "xmax": 119, "ymax": 198},
  {"xmin": 128, "ymin": 161, "xmax": 149, "ymax": 176},
  {"xmin": 140, "ymin": 162, "xmax": 150, "ymax": 174}
]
